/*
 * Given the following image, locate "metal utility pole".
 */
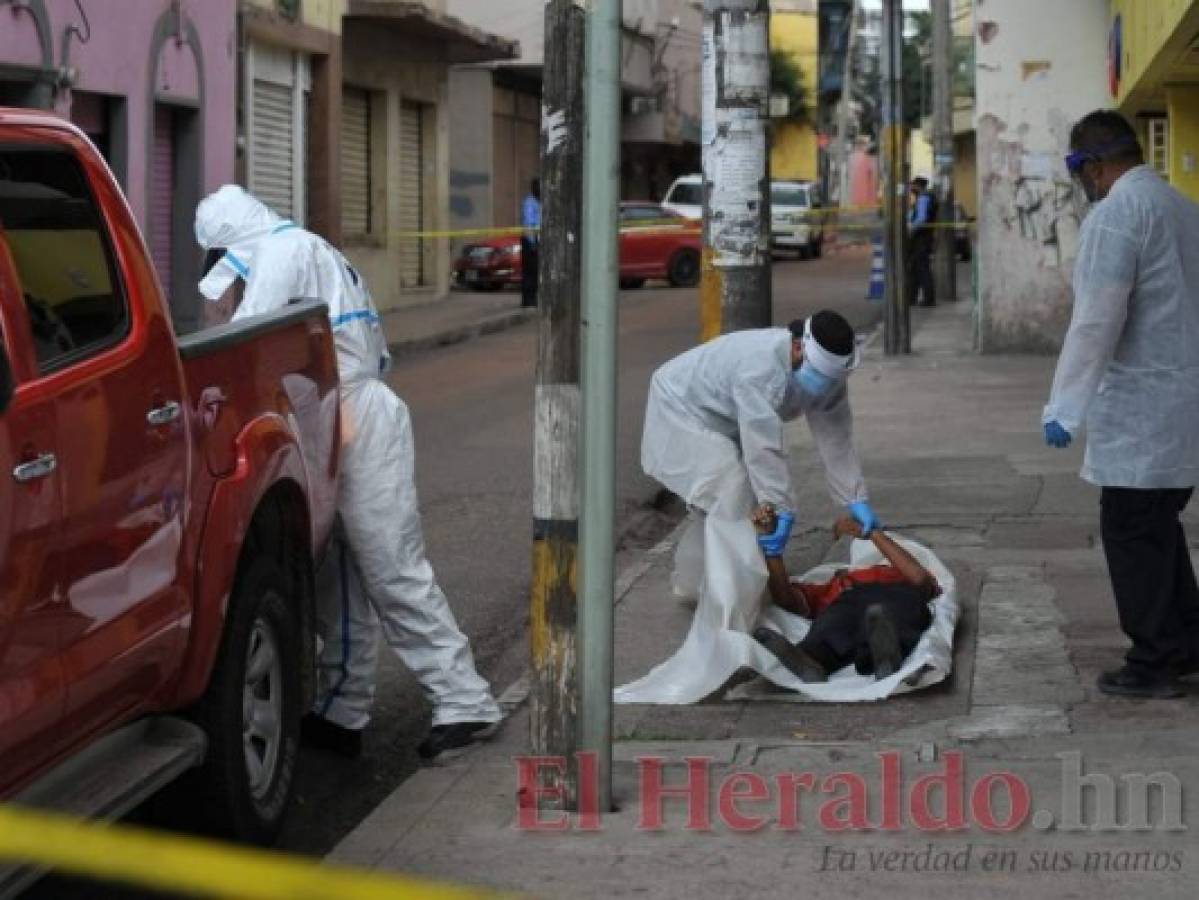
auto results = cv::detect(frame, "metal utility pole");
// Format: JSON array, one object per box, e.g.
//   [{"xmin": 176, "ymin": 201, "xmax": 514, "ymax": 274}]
[
  {"xmin": 931, "ymin": 0, "xmax": 957, "ymax": 301},
  {"xmin": 530, "ymin": 0, "xmax": 586, "ymax": 809},
  {"xmin": 699, "ymin": 0, "xmax": 771, "ymax": 342},
  {"xmin": 881, "ymin": 0, "xmax": 909, "ymax": 355},
  {"xmin": 835, "ymin": 0, "xmax": 861, "ymax": 213},
  {"xmin": 579, "ymin": 0, "xmax": 622, "ymax": 818}
]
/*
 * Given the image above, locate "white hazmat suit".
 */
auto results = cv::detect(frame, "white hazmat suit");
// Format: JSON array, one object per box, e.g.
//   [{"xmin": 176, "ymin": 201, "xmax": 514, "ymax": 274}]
[
  {"xmin": 195, "ymin": 185, "xmax": 500, "ymax": 730},
  {"xmin": 642, "ymin": 326, "xmax": 867, "ymax": 600},
  {"xmin": 642, "ymin": 327, "xmax": 867, "ymax": 515},
  {"xmin": 622, "ymin": 326, "xmax": 872, "ymax": 703},
  {"xmin": 1044, "ymin": 166, "xmax": 1199, "ymax": 489}
]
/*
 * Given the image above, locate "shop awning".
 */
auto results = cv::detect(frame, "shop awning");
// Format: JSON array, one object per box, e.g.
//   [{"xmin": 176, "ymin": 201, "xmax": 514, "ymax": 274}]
[{"xmin": 346, "ymin": 1, "xmax": 519, "ymax": 64}]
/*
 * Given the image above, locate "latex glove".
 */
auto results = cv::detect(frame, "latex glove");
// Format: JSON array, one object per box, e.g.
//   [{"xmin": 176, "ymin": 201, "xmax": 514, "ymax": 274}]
[
  {"xmin": 848, "ymin": 501, "xmax": 881, "ymax": 536},
  {"xmin": 1044, "ymin": 420, "xmax": 1072, "ymax": 448},
  {"xmin": 756, "ymin": 511, "xmax": 795, "ymax": 558}
]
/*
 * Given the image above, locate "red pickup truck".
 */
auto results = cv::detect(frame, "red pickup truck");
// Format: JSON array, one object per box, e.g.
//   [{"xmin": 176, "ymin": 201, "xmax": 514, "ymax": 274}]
[{"xmin": 0, "ymin": 109, "xmax": 339, "ymax": 871}]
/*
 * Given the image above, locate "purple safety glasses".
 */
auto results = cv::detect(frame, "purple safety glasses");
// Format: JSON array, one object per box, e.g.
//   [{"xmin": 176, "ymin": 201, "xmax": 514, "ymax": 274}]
[{"xmin": 1065, "ymin": 138, "xmax": 1140, "ymax": 175}]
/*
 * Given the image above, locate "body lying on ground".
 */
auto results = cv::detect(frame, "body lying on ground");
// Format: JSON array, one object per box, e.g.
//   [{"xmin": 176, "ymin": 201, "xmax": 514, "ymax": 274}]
[{"xmin": 751, "ymin": 512, "xmax": 940, "ymax": 683}]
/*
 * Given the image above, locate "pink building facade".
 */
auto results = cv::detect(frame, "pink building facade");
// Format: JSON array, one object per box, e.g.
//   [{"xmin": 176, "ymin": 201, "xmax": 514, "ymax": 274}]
[{"xmin": 0, "ymin": 0, "xmax": 237, "ymax": 331}]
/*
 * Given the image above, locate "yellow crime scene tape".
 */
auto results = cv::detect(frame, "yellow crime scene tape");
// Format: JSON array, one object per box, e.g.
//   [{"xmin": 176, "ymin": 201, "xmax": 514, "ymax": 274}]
[
  {"xmin": 387, "ymin": 206, "xmax": 973, "ymax": 242},
  {"xmin": 0, "ymin": 804, "xmax": 515, "ymax": 900}
]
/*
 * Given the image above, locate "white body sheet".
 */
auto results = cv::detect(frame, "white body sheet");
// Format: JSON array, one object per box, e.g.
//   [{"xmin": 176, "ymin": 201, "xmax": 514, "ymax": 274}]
[{"xmin": 614, "ymin": 468, "xmax": 957, "ymax": 705}]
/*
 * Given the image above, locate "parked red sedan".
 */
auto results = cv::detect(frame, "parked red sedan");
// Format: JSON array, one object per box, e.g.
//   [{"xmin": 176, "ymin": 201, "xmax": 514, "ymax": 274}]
[{"xmin": 453, "ymin": 203, "xmax": 701, "ymax": 291}]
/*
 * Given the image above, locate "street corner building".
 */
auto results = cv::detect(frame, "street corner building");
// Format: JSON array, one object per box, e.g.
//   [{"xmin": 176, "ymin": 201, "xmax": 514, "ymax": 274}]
[
  {"xmin": 974, "ymin": 0, "xmax": 1199, "ymax": 353},
  {"xmin": 0, "ymin": 0, "xmax": 238, "ymax": 335}
]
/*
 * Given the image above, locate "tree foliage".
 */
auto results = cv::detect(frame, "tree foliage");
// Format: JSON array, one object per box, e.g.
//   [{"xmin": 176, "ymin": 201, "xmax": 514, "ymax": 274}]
[{"xmin": 770, "ymin": 49, "xmax": 811, "ymax": 125}]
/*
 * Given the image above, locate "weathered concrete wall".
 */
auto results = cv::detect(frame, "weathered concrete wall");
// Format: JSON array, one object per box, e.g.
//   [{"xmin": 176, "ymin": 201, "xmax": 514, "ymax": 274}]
[
  {"xmin": 342, "ymin": 20, "xmax": 452, "ymax": 310},
  {"xmin": 448, "ymin": 67, "xmax": 495, "ymax": 249},
  {"xmin": 974, "ymin": 0, "xmax": 1109, "ymax": 353}
]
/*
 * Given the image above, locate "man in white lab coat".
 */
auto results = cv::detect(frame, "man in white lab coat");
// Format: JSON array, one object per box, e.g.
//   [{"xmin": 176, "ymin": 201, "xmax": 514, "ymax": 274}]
[{"xmin": 1044, "ymin": 110, "xmax": 1199, "ymax": 699}]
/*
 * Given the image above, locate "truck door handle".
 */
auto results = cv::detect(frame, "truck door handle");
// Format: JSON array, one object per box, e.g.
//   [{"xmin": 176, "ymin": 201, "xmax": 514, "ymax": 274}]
[
  {"xmin": 13, "ymin": 453, "xmax": 57, "ymax": 483},
  {"xmin": 147, "ymin": 400, "xmax": 182, "ymax": 426}
]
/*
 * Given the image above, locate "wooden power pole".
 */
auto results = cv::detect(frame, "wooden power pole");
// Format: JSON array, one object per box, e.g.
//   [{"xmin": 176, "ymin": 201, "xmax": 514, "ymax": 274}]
[
  {"xmin": 699, "ymin": 0, "xmax": 772, "ymax": 341},
  {"xmin": 881, "ymin": 0, "xmax": 909, "ymax": 355},
  {"xmin": 530, "ymin": 0, "xmax": 586, "ymax": 809},
  {"xmin": 931, "ymin": 0, "xmax": 957, "ymax": 301}
]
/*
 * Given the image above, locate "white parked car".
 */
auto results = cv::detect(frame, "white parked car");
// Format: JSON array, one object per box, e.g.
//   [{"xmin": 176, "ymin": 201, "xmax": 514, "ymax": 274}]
[
  {"xmin": 661, "ymin": 174, "xmax": 703, "ymax": 220},
  {"xmin": 771, "ymin": 180, "xmax": 825, "ymax": 259}
]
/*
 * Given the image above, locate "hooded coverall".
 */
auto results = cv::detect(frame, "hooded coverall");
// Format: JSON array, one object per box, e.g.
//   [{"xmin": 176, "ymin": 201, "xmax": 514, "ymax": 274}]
[
  {"xmin": 195, "ymin": 185, "xmax": 500, "ymax": 729},
  {"xmin": 641, "ymin": 327, "xmax": 868, "ymax": 597}
]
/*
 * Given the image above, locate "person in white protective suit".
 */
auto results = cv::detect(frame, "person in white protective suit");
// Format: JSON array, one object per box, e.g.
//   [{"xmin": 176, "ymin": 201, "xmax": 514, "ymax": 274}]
[
  {"xmin": 641, "ymin": 310, "xmax": 881, "ymax": 582},
  {"xmin": 195, "ymin": 185, "xmax": 501, "ymax": 760},
  {"xmin": 1044, "ymin": 110, "xmax": 1199, "ymax": 700}
]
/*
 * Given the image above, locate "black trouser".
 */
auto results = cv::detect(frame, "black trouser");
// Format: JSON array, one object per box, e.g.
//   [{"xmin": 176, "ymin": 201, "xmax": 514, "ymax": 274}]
[
  {"xmin": 520, "ymin": 236, "xmax": 538, "ymax": 307},
  {"xmin": 907, "ymin": 230, "xmax": 935, "ymax": 307},
  {"xmin": 1100, "ymin": 487, "xmax": 1199, "ymax": 676},
  {"xmin": 800, "ymin": 584, "xmax": 933, "ymax": 675}
]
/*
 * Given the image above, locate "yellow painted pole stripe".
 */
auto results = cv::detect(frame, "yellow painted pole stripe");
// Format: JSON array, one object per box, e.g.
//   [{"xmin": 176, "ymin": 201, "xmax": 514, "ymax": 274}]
[{"xmin": 0, "ymin": 805, "xmax": 513, "ymax": 900}]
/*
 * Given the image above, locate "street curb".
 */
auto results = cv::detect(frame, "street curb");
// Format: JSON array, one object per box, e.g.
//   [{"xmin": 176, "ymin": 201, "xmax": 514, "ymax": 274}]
[
  {"xmin": 494, "ymin": 517, "xmax": 688, "ymax": 717},
  {"xmin": 386, "ymin": 307, "xmax": 537, "ymax": 358}
]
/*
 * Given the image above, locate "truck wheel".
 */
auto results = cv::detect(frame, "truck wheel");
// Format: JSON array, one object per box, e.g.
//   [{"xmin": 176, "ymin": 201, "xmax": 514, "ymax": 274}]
[
  {"xmin": 188, "ymin": 557, "xmax": 301, "ymax": 844},
  {"xmin": 667, "ymin": 249, "xmax": 701, "ymax": 288}
]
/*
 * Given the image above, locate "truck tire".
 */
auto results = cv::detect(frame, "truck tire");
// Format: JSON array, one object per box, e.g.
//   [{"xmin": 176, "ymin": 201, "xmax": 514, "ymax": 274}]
[
  {"xmin": 667, "ymin": 249, "xmax": 701, "ymax": 288},
  {"xmin": 187, "ymin": 556, "xmax": 302, "ymax": 844}
]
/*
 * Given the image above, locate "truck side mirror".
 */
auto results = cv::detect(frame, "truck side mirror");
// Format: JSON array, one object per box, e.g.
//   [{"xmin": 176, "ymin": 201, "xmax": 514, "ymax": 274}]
[{"xmin": 0, "ymin": 342, "xmax": 12, "ymax": 414}]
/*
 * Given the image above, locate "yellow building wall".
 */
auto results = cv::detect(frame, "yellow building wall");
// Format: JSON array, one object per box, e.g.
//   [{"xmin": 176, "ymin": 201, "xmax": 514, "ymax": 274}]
[
  {"xmin": 1167, "ymin": 86, "xmax": 1199, "ymax": 201},
  {"xmin": 953, "ymin": 132, "xmax": 977, "ymax": 216},
  {"xmin": 909, "ymin": 128, "xmax": 933, "ymax": 180},
  {"xmin": 1110, "ymin": 0, "xmax": 1196, "ymax": 108},
  {"xmin": 770, "ymin": 11, "xmax": 819, "ymax": 182}
]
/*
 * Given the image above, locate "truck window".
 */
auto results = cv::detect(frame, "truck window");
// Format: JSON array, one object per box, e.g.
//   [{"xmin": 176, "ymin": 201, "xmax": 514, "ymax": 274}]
[
  {"xmin": 667, "ymin": 183, "xmax": 702, "ymax": 206},
  {"xmin": 0, "ymin": 147, "xmax": 130, "ymax": 373}
]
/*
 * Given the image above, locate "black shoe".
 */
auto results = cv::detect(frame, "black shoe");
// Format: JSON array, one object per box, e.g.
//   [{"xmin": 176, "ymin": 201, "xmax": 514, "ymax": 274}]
[
  {"xmin": 753, "ymin": 627, "xmax": 828, "ymax": 683},
  {"xmin": 301, "ymin": 713, "xmax": 363, "ymax": 758},
  {"xmin": 417, "ymin": 720, "xmax": 500, "ymax": 763},
  {"xmin": 1096, "ymin": 667, "xmax": 1183, "ymax": 699},
  {"xmin": 865, "ymin": 605, "xmax": 903, "ymax": 680}
]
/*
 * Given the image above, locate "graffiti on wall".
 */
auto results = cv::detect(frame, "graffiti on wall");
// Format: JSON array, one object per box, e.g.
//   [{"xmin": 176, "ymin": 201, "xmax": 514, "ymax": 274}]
[{"xmin": 999, "ymin": 151, "xmax": 1085, "ymax": 269}]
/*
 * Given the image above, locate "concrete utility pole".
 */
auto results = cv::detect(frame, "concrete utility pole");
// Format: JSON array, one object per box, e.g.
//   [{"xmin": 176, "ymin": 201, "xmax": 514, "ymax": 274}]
[
  {"xmin": 931, "ymin": 0, "xmax": 957, "ymax": 301},
  {"xmin": 699, "ymin": 0, "xmax": 772, "ymax": 342},
  {"xmin": 579, "ymin": 0, "xmax": 622, "ymax": 818},
  {"xmin": 530, "ymin": 0, "xmax": 586, "ymax": 809},
  {"xmin": 881, "ymin": 0, "xmax": 909, "ymax": 355},
  {"xmin": 835, "ymin": 0, "xmax": 862, "ymax": 213}
]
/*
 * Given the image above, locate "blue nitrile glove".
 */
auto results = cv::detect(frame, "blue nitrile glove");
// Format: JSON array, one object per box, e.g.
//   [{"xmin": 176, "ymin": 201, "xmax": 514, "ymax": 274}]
[
  {"xmin": 848, "ymin": 501, "xmax": 881, "ymax": 536},
  {"xmin": 1044, "ymin": 420, "xmax": 1072, "ymax": 448},
  {"xmin": 757, "ymin": 511, "xmax": 795, "ymax": 558}
]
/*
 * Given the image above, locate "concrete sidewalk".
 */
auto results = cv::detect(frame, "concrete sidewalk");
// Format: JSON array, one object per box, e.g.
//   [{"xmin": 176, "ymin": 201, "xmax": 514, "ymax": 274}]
[
  {"xmin": 381, "ymin": 289, "xmax": 536, "ymax": 357},
  {"xmin": 331, "ymin": 298, "xmax": 1199, "ymax": 898}
]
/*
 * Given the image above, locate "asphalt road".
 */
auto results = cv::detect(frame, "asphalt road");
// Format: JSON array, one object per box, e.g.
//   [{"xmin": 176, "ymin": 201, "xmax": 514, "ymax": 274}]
[{"xmin": 27, "ymin": 248, "xmax": 879, "ymax": 897}]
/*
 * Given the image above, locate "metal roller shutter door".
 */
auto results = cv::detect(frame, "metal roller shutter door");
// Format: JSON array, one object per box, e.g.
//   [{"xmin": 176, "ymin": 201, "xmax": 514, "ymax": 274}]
[
  {"xmin": 250, "ymin": 79, "xmax": 295, "ymax": 219},
  {"xmin": 342, "ymin": 88, "xmax": 370, "ymax": 235},
  {"xmin": 149, "ymin": 105, "xmax": 174, "ymax": 294},
  {"xmin": 398, "ymin": 102, "xmax": 424, "ymax": 288}
]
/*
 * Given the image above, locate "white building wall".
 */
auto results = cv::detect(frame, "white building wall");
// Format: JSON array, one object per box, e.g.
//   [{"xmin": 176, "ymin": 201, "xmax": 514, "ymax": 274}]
[{"xmin": 974, "ymin": 0, "xmax": 1109, "ymax": 352}]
